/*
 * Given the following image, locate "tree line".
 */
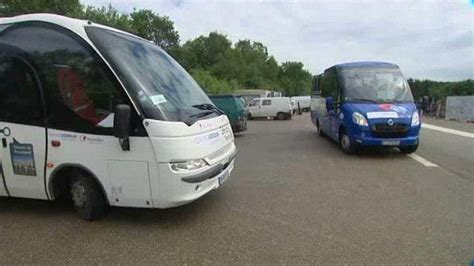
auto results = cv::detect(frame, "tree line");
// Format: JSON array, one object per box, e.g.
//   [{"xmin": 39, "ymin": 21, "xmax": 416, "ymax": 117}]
[{"xmin": 1, "ymin": 0, "xmax": 471, "ymax": 98}]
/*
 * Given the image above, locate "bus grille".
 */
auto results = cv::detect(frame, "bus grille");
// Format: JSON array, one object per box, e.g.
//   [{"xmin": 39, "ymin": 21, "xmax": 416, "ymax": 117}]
[{"xmin": 371, "ymin": 123, "xmax": 409, "ymax": 138}]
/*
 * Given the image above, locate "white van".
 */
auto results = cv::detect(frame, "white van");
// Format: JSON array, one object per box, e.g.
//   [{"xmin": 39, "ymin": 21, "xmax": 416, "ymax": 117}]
[
  {"xmin": 248, "ymin": 97, "xmax": 292, "ymax": 120},
  {"xmin": 0, "ymin": 14, "xmax": 237, "ymax": 220},
  {"xmin": 291, "ymin": 96, "xmax": 311, "ymax": 112}
]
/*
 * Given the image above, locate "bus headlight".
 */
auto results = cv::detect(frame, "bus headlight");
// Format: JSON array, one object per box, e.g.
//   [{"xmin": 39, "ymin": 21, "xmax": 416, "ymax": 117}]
[
  {"xmin": 352, "ymin": 112, "xmax": 368, "ymax": 126},
  {"xmin": 411, "ymin": 111, "xmax": 420, "ymax": 126},
  {"xmin": 170, "ymin": 159, "xmax": 208, "ymax": 172}
]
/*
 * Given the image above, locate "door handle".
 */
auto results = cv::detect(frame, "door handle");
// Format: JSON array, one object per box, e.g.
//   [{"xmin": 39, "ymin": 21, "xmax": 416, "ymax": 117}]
[{"xmin": 2, "ymin": 138, "xmax": 6, "ymax": 148}]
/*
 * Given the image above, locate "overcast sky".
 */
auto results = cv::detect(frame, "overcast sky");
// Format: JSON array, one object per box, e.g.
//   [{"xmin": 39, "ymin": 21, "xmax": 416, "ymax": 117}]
[{"xmin": 81, "ymin": 0, "xmax": 473, "ymax": 81}]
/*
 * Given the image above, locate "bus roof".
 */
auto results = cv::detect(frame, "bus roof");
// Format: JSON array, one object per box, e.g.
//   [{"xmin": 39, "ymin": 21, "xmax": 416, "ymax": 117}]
[
  {"xmin": 327, "ymin": 61, "xmax": 399, "ymax": 72},
  {"xmin": 0, "ymin": 13, "xmax": 148, "ymax": 45}
]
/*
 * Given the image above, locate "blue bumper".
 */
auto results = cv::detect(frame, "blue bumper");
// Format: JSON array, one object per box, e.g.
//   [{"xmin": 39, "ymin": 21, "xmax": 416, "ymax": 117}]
[
  {"xmin": 349, "ymin": 123, "xmax": 421, "ymax": 147},
  {"xmin": 353, "ymin": 134, "xmax": 419, "ymax": 147}
]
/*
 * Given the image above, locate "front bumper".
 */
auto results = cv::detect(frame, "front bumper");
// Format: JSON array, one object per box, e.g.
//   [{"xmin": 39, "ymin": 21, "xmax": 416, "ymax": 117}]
[
  {"xmin": 353, "ymin": 134, "xmax": 419, "ymax": 147},
  {"xmin": 155, "ymin": 147, "xmax": 237, "ymax": 208}
]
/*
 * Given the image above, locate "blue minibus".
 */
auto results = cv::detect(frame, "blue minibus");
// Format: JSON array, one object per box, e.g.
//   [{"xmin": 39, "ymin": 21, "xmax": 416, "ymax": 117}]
[{"xmin": 310, "ymin": 62, "xmax": 423, "ymax": 154}]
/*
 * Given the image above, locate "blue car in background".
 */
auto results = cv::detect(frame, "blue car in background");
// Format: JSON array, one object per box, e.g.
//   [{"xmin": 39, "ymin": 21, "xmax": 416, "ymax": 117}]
[{"xmin": 310, "ymin": 62, "xmax": 422, "ymax": 154}]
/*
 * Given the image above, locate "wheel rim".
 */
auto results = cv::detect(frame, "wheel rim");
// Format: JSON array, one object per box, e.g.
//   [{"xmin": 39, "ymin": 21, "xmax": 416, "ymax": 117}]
[
  {"xmin": 341, "ymin": 135, "xmax": 351, "ymax": 150},
  {"xmin": 279, "ymin": 113, "xmax": 284, "ymax": 120},
  {"xmin": 71, "ymin": 180, "xmax": 87, "ymax": 208}
]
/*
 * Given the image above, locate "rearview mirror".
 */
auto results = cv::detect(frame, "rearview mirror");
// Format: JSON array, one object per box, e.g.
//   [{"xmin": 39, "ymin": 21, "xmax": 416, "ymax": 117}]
[
  {"xmin": 325, "ymin": 97, "xmax": 334, "ymax": 111},
  {"xmin": 114, "ymin": 104, "xmax": 131, "ymax": 151}
]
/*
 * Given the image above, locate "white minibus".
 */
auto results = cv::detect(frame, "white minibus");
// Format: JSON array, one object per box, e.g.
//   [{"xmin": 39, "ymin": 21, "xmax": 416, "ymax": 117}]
[{"xmin": 0, "ymin": 14, "xmax": 237, "ymax": 220}]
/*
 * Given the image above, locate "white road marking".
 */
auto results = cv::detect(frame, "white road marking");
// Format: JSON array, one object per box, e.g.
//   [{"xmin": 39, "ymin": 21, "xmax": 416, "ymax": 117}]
[
  {"xmin": 422, "ymin": 123, "xmax": 474, "ymax": 139},
  {"xmin": 408, "ymin": 153, "xmax": 439, "ymax": 167}
]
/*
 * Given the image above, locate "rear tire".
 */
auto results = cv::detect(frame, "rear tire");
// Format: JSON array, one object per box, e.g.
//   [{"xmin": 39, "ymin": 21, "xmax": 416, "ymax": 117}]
[
  {"xmin": 70, "ymin": 173, "xmax": 107, "ymax": 221},
  {"xmin": 399, "ymin": 144, "xmax": 418, "ymax": 154},
  {"xmin": 248, "ymin": 113, "xmax": 253, "ymax": 120},
  {"xmin": 339, "ymin": 129, "xmax": 358, "ymax": 154},
  {"xmin": 277, "ymin": 112, "xmax": 285, "ymax": 120}
]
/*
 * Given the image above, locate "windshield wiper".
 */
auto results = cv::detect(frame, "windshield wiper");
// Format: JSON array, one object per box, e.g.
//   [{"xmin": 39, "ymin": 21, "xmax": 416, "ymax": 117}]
[
  {"xmin": 189, "ymin": 110, "xmax": 216, "ymax": 118},
  {"xmin": 348, "ymin": 98, "xmax": 378, "ymax": 104},
  {"xmin": 192, "ymin": 103, "xmax": 224, "ymax": 115}
]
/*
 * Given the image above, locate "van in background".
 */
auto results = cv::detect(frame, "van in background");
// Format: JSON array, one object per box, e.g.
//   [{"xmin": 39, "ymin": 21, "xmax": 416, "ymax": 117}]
[
  {"xmin": 291, "ymin": 96, "xmax": 311, "ymax": 112},
  {"xmin": 249, "ymin": 97, "xmax": 292, "ymax": 120},
  {"xmin": 209, "ymin": 95, "xmax": 248, "ymax": 133}
]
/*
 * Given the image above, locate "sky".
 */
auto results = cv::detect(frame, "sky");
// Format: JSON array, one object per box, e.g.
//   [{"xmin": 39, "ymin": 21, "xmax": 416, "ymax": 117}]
[{"xmin": 80, "ymin": 0, "xmax": 474, "ymax": 81}]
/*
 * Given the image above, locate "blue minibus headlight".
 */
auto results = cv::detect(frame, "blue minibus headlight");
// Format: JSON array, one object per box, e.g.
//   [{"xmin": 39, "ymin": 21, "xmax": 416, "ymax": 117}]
[
  {"xmin": 411, "ymin": 111, "xmax": 420, "ymax": 126},
  {"xmin": 352, "ymin": 112, "xmax": 368, "ymax": 126},
  {"xmin": 170, "ymin": 159, "xmax": 209, "ymax": 172}
]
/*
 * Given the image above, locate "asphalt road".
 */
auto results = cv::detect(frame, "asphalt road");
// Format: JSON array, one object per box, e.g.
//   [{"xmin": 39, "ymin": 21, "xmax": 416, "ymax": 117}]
[{"xmin": 1, "ymin": 113, "xmax": 473, "ymax": 264}]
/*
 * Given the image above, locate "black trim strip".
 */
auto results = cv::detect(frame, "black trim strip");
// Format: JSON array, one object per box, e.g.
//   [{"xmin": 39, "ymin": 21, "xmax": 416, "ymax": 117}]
[
  {"xmin": 43, "ymin": 127, "xmax": 49, "ymax": 199},
  {"xmin": 181, "ymin": 149, "xmax": 238, "ymax": 184},
  {"xmin": 0, "ymin": 161, "xmax": 10, "ymax": 196}
]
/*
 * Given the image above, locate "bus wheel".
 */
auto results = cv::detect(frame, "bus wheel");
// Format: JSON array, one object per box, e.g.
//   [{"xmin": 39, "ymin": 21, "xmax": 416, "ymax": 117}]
[
  {"xmin": 400, "ymin": 144, "xmax": 418, "ymax": 154},
  {"xmin": 339, "ymin": 129, "xmax": 358, "ymax": 154},
  {"xmin": 277, "ymin": 112, "xmax": 285, "ymax": 120},
  {"xmin": 70, "ymin": 173, "xmax": 107, "ymax": 221}
]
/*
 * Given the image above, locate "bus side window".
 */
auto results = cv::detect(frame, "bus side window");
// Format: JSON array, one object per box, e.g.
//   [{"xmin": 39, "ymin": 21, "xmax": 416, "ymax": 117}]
[
  {"xmin": 0, "ymin": 22, "xmax": 141, "ymax": 136},
  {"xmin": 0, "ymin": 57, "xmax": 44, "ymax": 126},
  {"xmin": 320, "ymin": 74, "xmax": 329, "ymax": 98},
  {"xmin": 312, "ymin": 75, "xmax": 321, "ymax": 96}
]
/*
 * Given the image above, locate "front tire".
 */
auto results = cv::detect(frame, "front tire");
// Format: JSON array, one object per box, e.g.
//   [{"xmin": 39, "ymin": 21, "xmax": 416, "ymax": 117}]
[
  {"xmin": 399, "ymin": 144, "xmax": 418, "ymax": 154},
  {"xmin": 339, "ymin": 130, "xmax": 358, "ymax": 154},
  {"xmin": 70, "ymin": 173, "xmax": 107, "ymax": 221}
]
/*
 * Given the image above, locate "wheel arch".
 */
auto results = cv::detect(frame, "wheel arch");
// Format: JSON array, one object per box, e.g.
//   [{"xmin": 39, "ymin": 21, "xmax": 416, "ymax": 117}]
[
  {"xmin": 48, "ymin": 163, "xmax": 109, "ymax": 204},
  {"xmin": 338, "ymin": 124, "xmax": 346, "ymax": 142}
]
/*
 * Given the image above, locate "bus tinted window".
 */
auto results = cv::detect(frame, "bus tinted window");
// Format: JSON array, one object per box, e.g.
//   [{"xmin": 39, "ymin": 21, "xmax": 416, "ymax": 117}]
[
  {"xmin": 0, "ymin": 22, "xmax": 133, "ymax": 135},
  {"xmin": 0, "ymin": 57, "xmax": 43, "ymax": 126}
]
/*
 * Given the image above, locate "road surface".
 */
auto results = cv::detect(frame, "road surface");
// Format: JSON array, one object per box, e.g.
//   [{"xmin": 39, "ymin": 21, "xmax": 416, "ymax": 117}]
[{"xmin": 0, "ymin": 113, "xmax": 473, "ymax": 264}]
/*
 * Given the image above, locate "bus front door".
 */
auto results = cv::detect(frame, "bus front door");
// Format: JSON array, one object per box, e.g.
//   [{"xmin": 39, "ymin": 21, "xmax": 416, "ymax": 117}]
[{"xmin": 0, "ymin": 57, "xmax": 48, "ymax": 200}]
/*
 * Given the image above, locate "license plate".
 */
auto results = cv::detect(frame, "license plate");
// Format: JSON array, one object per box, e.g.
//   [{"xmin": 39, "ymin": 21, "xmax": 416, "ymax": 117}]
[
  {"xmin": 382, "ymin": 140, "xmax": 400, "ymax": 146},
  {"xmin": 218, "ymin": 170, "xmax": 229, "ymax": 185}
]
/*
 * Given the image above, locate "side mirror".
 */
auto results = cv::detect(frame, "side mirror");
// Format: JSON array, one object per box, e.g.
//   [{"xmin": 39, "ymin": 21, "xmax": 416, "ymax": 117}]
[
  {"xmin": 325, "ymin": 97, "xmax": 334, "ymax": 111},
  {"xmin": 114, "ymin": 104, "xmax": 131, "ymax": 151},
  {"xmin": 421, "ymin": 96, "xmax": 429, "ymax": 112}
]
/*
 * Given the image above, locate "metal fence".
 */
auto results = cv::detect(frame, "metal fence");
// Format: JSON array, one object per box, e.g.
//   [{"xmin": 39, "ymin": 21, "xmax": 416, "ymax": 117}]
[{"xmin": 445, "ymin": 95, "xmax": 474, "ymax": 122}]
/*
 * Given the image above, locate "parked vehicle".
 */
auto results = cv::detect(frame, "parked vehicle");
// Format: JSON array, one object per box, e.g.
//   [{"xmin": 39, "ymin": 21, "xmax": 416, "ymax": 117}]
[
  {"xmin": 291, "ymin": 96, "xmax": 311, "ymax": 112},
  {"xmin": 234, "ymin": 89, "xmax": 282, "ymax": 104},
  {"xmin": 249, "ymin": 97, "xmax": 292, "ymax": 120},
  {"xmin": 310, "ymin": 62, "xmax": 421, "ymax": 154},
  {"xmin": 0, "ymin": 14, "xmax": 237, "ymax": 220},
  {"xmin": 209, "ymin": 95, "xmax": 248, "ymax": 133}
]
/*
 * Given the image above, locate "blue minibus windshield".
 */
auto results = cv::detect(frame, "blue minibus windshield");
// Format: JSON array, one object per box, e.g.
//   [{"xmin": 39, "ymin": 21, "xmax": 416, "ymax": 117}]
[{"xmin": 340, "ymin": 68, "xmax": 414, "ymax": 103}]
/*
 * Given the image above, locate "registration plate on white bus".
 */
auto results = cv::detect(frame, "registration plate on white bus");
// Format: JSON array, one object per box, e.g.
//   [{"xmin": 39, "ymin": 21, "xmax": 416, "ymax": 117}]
[
  {"xmin": 381, "ymin": 140, "xmax": 400, "ymax": 146},
  {"xmin": 218, "ymin": 170, "xmax": 230, "ymax": 185}
]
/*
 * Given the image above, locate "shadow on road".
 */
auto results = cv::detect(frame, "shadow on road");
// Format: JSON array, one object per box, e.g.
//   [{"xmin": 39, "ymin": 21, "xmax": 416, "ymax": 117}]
[{"xmin": 0, "ymin": 191, "xmax": 222, "ymax": 225}]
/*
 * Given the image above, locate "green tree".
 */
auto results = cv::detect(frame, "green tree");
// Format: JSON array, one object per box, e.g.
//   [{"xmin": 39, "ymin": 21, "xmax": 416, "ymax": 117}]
[
  {"xmin": 191, "ymin": 69, "xmax": 237, "ymax": 94},
  {"xmin": 130, "ymin": 9, "xmax": 179, "ymax": 50},
  {"xmin": 279, "ymin": 61, "xmax": 312, "ymax": 96},
  {"xmin": 81, "ymin": 5, "xmax": 131, "ymax": 32}
]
